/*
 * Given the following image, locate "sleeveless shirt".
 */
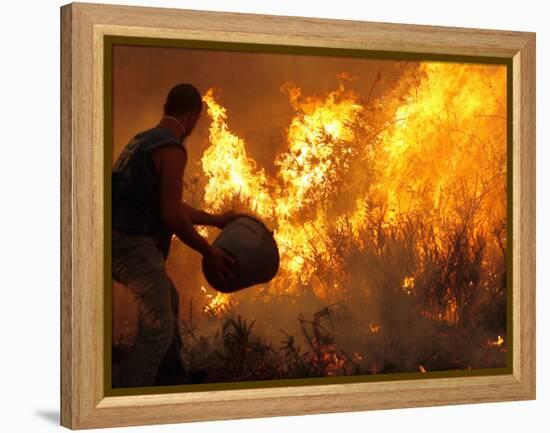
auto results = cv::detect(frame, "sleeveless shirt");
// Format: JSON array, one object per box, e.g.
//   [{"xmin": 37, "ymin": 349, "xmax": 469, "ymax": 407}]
[{"xmin": 112, "ymin": 126, "xmax": 187, "ymax": 258}]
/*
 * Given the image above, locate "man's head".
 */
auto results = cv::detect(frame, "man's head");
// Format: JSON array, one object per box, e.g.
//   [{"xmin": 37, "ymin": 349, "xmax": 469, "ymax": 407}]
[{"xmin": 163, "ymin": 83, "xmax": 203, "ymax": 137}]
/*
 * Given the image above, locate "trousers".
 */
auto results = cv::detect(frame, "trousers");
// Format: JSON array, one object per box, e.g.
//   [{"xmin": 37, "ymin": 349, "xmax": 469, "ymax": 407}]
[{"xmin": 111, "ymin": 231, "xmax": 184, "ymax": 388}]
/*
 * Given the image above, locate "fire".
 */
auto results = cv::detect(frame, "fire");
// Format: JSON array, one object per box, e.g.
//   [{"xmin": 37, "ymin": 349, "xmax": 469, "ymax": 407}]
[
  {"xmin": 200, "ymin": 285, "xmax": 232, "ymax": 318},
  {"xmin": 201, "ymin": 88, "xmax": 274, "ymax": 219},
  {"xmin": 373, "ymin": 62, "xmax": 506, "ymax": 234},
  {"xmin": 197, "ymin": 61, "xmax": 506, "ymax": 322},
  {"xmin": 488, "ymin": 335, "xmax": 504, "ymax": 347},
  {"xmin": 402, "ymin": 275, "xmax": 415, "ymax": 295},
  {"xmin": 274, "ymin": 73, "xmax": 364, "ymax": 219},
  {"xmin": 196, "ymin": 226, "xmax": 209, "ymax": 237},
  {"xmin": 369, "ymin": 323, "xmax": 382, "ymax": 333}
]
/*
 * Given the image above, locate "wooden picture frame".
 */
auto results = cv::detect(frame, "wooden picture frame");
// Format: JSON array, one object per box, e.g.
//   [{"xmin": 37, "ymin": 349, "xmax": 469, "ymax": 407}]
[{"xmin": 60, "ymin": 2, "xmax": 536, "ymax": 429}]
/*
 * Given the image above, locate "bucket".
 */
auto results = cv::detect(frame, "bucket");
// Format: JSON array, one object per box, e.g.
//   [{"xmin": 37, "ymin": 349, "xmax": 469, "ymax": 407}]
[{"xmin": 202, "ymin": 215, "xmax": 279, "ymax": 293}]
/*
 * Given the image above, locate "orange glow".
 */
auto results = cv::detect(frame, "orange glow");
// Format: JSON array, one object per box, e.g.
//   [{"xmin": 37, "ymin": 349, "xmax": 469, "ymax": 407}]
[
  {"xmin": 198, "ymin": 62, "xmax": 506, "ymax": 320},
  {"xmin": 488, "ymin": 335, "xmax": 505, "ymax": 347}
]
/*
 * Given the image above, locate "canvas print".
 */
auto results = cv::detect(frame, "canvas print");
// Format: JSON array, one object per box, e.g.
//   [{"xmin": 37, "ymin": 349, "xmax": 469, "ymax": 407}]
[{"xmin": 110, "ymin": 42, "xmax": 508, "ymax": 390}]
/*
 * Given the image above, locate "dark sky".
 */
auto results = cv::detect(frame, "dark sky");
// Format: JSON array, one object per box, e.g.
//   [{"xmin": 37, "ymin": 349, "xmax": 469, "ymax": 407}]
[{"xmin": 112, "ymin": 44, "xmax": 409, "ymax": 179}]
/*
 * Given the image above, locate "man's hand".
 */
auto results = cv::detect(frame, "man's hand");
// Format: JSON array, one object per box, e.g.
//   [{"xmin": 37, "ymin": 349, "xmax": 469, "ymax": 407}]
[
  {"xmin": 213, "ymin": 211, "xmax": 250, "ymax": 229},
  {"xmin": 204, "ymin": 246, "xmax": 237, "ymax": 287}
]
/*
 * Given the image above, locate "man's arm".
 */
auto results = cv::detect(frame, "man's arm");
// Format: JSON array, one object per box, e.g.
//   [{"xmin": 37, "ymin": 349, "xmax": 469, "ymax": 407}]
[
  {"xmin": 155, "ymin": 146, "xmax": 212, "ymax": 255},
  {"xmin": 180, "ymin": 201, "xmax": 220, "ymax": 227},
  {"xmin": 181, "ymin": 202, "xmax": 251, "ymax": 229},
  {"xmin": 153, "ymin": 145, "xmax": 236, "ymax": 286}
]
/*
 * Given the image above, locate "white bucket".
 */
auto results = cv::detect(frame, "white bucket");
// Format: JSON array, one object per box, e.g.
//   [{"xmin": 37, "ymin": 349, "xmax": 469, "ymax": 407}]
[{"xmin": 202, "ymin": 215, "xmax": 279, "ymax": 292}]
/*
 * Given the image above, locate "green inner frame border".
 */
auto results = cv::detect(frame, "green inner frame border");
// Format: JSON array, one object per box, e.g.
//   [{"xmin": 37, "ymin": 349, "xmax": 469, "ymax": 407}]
[{"xmin": 103, "ymin": 35, "xmax": 514, "ymax": 397}]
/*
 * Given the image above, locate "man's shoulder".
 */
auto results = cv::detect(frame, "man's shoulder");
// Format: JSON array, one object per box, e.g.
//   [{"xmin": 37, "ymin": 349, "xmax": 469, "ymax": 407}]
[
  {"xmin": 139, "ymin": 126, "xmax": 185, "ymax": 151},
  {"xmin": 152, "ymin": 143, "xmax": 187, "ymax": 157},
  {"xmin": 134, "ymin": 126, "xmax": 169, "ymax": 142},
  {"xmin": 151, "ymin": 143, "xmax": 187, "ymax": 174}
]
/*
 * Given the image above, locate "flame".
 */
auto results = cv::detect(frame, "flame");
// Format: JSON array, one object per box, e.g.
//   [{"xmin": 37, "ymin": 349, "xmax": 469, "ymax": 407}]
[
  {"xmin": 402, "ymin": 275, "xmax": 415, "ymax": 295},
  {"xmin": 488, "ymin": 335, "xmax": 504, "ymax": 347},
  {"xmin": 203, "ymin": 291, "xmax": 232, "ymax": 318},
  {"xmin": 201, "ymin": 88, "xmax": 274, "ymax": 218},
  {"xmin": 200, "ymin": 285, "xmax": 232, "ymax": 318},
  {"xmin": 274, "ymin": 73, "xmax": 364, "ymax": 218},
  {"xmin": 198, "ymin": 62, "xmax": 506, "ymax": 319},
  {"xmin": 373, "ymin": 62, "xmax": 506, "ymax": 233},
  {"xmin": 369, "ymin": 323, "xmax": 382, "ymax": 333},
  {"xmin": 196, "ymin": 226, "xmax": 210, "ymax": 238}
]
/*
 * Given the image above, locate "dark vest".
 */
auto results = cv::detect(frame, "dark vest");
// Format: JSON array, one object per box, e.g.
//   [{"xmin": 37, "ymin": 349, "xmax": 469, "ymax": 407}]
[{"xmin": 112, "ymin": 126, "xmax": 187, "ymax": 258}]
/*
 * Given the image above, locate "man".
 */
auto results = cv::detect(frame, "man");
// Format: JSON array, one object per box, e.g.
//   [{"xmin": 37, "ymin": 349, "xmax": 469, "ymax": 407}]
[{"xmin": 111, "ymin": 83, "xmax": 240, "ymax": 388}]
